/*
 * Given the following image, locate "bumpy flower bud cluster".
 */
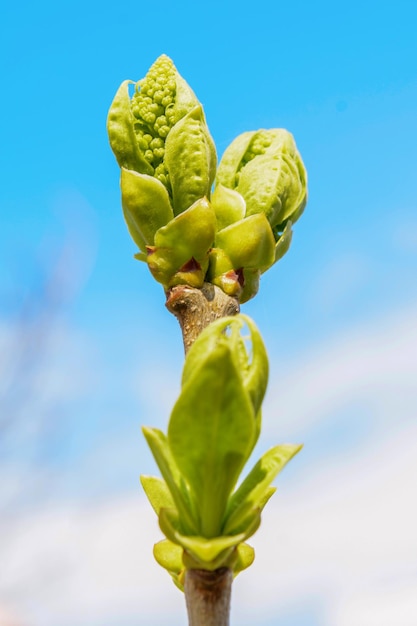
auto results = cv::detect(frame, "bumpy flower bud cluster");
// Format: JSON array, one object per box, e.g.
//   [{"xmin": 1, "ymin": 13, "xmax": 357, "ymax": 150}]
[
  {"xmin": 131, "ymin": 55, "xmax": 177, "ymax": 188},
  {"xmin": 107, "ymin": 54, "xmax": 215, "ymax": 211},
  {"xmin": 107, "ymin": 55, "xmax": 308, "ymax": 303},
  {"xmin": 207, "ymin": 128, "xmax": 307, "ymax": 301}
]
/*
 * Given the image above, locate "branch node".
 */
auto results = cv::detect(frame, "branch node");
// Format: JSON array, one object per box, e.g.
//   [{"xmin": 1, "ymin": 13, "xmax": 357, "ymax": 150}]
[{"xmin": 166, "ymin": 283, "xmax": 239, "ymax": 352}]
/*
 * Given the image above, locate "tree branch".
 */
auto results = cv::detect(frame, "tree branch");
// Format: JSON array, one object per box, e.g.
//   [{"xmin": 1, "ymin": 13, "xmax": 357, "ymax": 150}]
[
  {"xmin": 165, "ymin": 283, "xmax": 240, "ymax": 353},
  {"xmin": 184, "ymin": 567, "xmax": 233, "ymax": 626}
]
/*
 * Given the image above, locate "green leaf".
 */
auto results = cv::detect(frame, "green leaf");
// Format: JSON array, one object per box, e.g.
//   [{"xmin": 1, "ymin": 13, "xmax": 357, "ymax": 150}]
[
  {"xmin": 123, "ymin": 204, "xmax": 147, "ymax": 253},
  {"xmin": 153, "ymin": 539, "xmax": 185, "ymax": 591},
  {"xmin": 211, "ymin": 184, "xmax": 246, "ymax": 231},
  {"xmin": 216, "ymin": 129, "xmax": 307, "ymax": 231},
  {"xmin": 223, "ymin": 492, "xmax": 274, "ymax": 536},
  {"xmin": 215, "ymin": 214, "xmax": 276, "ymax": 273},
  {"xmin": 273, "ymin": 150, "xmax": 307, "ymax": 225},
  {"xmin": 170, "ymin": 72, "xmax": 201, "ymax": 125},
  {"xmin": 236, "ymin": 315, "xmax": 269, "ymax": 419},
  {"xmin": 140, "ymin": 475, "xmax": 175, "ymax": 516},
  {"xmin": 158, "ymin": 507, "xmax": 183, "ymax": 543},
  {"xmin": 252, "ymin": 409, "xmax": 262, "ymax": 456},
  {"xmin": 224, "ymin": 444, "xmax": 302, "ymax": 532},
  {"xmin": 121, "ymin": 168, "xmax": 174, "ymax": 247},
  {"xmin": 223, "ymin": 507, "xmax": 261, "ymax": 538},
  {"xmin": 107, "ymin": 80, "xmax": 153, "ymax": 175},
  {"xmin": 274, "ymin": 220, "xmax": 293, "ymax": 264},
  {"xmin": 215, "ymin": 131, "xmax": 255, "ymax": 189},
  {"xmin": 233, "ymin": 542, "xmax": 255, "ymax": 577},
  {"xmin": 165, "ymin": 105, "xmax": 217, "ymax": 216},
  {"xmin": 237, "ymin": 130, "xmax": 306, "ymax": 228},
  {"xmin": 239, "ymin": 268, "xmax": 260, "ymax": 304},
  {"xmin": 168, "ymin": 345, "xmax": 256, "ymax": 537},
  {"xmin": 181, "ymin": 315, "xmax": 236, "ymax": 387},
  {"xmin": 207, "ymin": 248, "xmax": 242, "ymax": 297},
  {"xmin": 159, "ymin": 508, "xmax": 246, "ymax": 570},
  {"xmin": 147, "ymin": 197, "xmax": 216, "ymax": 288},
  {"xmin": 142, "ymin": 427, "xmax": 198, "ymax": 533},
  {"xmin": 153, "ymin": 539, "xmax": 184, "ymax": 575},
  {"xmin": 182, "ymin": 314, "xmax": 269, "ymax": 420},
  {"xmin": 181, "ymin": 535, "xmax": 244, "ymax": 570}
]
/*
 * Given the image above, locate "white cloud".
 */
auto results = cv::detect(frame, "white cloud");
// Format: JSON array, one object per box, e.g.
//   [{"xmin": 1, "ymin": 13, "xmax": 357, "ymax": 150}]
[
  {"xmin": 332, "ymin": 581, "xmax": 417, "ymax": 626},
  {"xmin": 238, "ymin": 421, "xmax": 417, "ymax": 624},
  {"xmin": 0, "ymin": 318, "xmax": 97, "ymax": 420},
  {"xmin": 0, "ymin": 317, "xmax": 99, "ymax": 507},
  {"xmin": 2, "ymin": 420, "xmax": 416, "ymax": 626},
  {"xmin": 1, "ymin": 302, "xmax": 417, "ymax": 625},
  {"xmin": 0, "ymin": 497, "xmax": 184, "ymax": 626},
  {"xmin": 263, "ymin": 301, "xmax": 417, "ymax": 441}
]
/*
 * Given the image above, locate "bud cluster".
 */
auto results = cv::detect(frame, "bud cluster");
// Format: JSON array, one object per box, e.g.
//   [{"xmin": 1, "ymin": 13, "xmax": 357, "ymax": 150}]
[
  {"xmin": 131, "ymin": 55, "xmax": 176, "ymax": 186},
  {"xmin": 107, "ymin": 55, "xmax": 307, "ymax": 303}
]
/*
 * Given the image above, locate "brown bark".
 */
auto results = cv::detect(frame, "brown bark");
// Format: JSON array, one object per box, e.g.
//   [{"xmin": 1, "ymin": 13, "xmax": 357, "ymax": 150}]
[
  {"xmin": 165, "ymin": 283, "xmax": 240, "ymax": 353},
  {"xmin": 184, "ymin": 567, "xmax": 233, "ymax": 626}
]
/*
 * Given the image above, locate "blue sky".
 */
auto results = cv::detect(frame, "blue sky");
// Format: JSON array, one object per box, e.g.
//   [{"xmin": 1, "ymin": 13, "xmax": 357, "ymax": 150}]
[{"xmin": 1, "ymin": 1, "xmax": 417, "ymax": 625}]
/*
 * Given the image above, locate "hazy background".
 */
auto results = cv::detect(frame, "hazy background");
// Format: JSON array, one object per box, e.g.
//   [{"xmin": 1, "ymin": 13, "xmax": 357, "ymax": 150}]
[{"xmin": 1, "ymin": 1, "xmax": 417, "ymax": 625}]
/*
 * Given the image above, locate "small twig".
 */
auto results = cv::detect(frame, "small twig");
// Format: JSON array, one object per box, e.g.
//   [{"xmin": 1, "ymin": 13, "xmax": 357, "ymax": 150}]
[
  {"xmin": 165, "ymin": 283, "xmax": 240, "ymax": 353},
  {"xmin": 184, "ymin": 567, "xmax": 233, "ymax": 626}
]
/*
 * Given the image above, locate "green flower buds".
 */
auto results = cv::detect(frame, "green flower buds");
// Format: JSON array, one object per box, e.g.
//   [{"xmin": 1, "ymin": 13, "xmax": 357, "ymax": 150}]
[
  {"xmin": 208, "ymin": 129, "xmax": 307, "ymax": 302},
  {"xmin": 107, "ymin": 54, "xmax": 217, "ymax": 289},
  {"xmin": 140, "ymin": 314, "xmax": 302, "ymax": 587},
  {"xmin": 108, "ymin": 55, "xmax": 308, "ymax": 302},
  {"xmin": 108, "ymin": 54, "xmax": 216, "ymax": 210},
  {"xmin": 216, "ymin": 129, "xmax": 307, "ymax": 231}
]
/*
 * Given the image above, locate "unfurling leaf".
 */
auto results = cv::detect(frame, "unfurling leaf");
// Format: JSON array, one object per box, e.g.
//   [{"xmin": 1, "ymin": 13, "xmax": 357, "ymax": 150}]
[
  {"xmin": 168, "ymin": 344, "xmax": 255, "ymax": 537},
  {"xmin": 224, "ymin": 444, "xmax": 303, "ymax": 532}
]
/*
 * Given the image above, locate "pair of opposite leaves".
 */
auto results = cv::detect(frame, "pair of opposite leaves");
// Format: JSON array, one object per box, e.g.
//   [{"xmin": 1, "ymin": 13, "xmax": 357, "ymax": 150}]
[{"xmin": 141, "ymin": 315, "xmax": 302, "ymax": 588}]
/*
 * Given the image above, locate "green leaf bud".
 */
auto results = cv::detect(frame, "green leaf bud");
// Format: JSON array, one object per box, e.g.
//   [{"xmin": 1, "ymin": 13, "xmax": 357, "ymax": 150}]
[
  {"xmin": 216, "ymin": 128, "xmax": 307, "ymax": 232},
  {"xmin": 232, "ymin": 543, "xmax": 255, "ymax": 577},
  {"xmin": 153, "ymin": 539, "xmax": 185, "ymax": 589},
  {"xmin": 153, "ymin": 538, "xmax": 254, "ymax": 584},
  {"xmin": 169, "ymin": 343, "xmax": 255, "ymax": 537},
  {"xmin": 182, "ymin": 314, "xmax": 269, "ymax": 419},
  {"xmin": 141, "ymin": 312, "xmax": 303, "ymax": 579},
  {"xmin": 159, "ymin": 506, "xmax": 247, "ymax": 570}
]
